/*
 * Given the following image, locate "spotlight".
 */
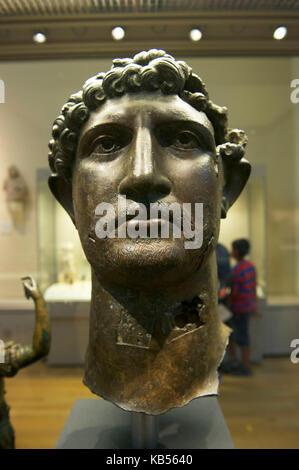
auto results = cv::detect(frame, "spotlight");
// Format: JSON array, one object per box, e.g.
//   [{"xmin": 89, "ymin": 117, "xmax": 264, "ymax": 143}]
[
  {"xmin": 189, "ymin": 28, "xmax": 202, "ymax": 42},
  {"xmin": 33, "ymin": 32, "xmax": 47, "ymax": 44},
  {"xmin": 111, "ymin": 26, "xmax": 125, "ymax": 41},
  {"xmin": 273, "ymin": 26, "xmax": 287, "ymax": 40}
]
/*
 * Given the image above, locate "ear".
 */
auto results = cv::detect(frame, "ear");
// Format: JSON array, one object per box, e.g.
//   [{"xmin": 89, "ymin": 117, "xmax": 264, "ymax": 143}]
[
  {"xmin": 48, "ymin": 175, "xmax": 76, "ymax": 226},
  {"xmin": 219, "ymin": 144, "xmax": 251, "ymax": 219}
]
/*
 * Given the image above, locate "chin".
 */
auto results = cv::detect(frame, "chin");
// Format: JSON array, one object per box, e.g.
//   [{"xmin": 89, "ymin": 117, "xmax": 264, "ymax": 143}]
[{"xmin": 89, "ymin": 236, "xmax": 209, "ymax": 289}]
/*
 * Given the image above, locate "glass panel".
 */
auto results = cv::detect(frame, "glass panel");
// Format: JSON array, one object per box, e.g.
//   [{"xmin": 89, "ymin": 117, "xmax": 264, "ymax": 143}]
[
  {"xmin": 219, "ymin": 165, "xmax": 266, "ymax": 299},
  {"xmin": 36, "ymin": 168, "xmax": 91, "ymax": 301},
  {"xmin": 248, "ymin": 167, "xmax": 267, "ymax": 299}
]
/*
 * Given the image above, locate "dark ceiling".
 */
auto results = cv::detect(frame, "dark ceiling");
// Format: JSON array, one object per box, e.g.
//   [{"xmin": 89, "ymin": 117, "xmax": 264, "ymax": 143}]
[
  {"xmin": 0, "ymin": 0, "xmax": 299, "ymax": 60},
  {"xmin": 1, "ymin": 0, "xmax": 299, "ymax": 16}
]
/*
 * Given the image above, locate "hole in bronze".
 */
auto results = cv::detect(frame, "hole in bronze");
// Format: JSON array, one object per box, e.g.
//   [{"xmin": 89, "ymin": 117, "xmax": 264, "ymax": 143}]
[{"xmin": 174, "ymin": 296, "xmax": 204, "ymax": 329}]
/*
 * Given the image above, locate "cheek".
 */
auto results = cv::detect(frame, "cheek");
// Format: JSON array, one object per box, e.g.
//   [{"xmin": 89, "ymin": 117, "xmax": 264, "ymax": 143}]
[
  {"xmin": 74, "ymin": 159, "xmax": 117, "ymax": 203},
  {"xmin": 170, "ymin": 155, "xmax": 222, "ymax": 243},
  {"xmin": 72, "ymin": 161, "xmax": 116, "ymax": 237},
  {"xmin": 169, "ymin": 154, "xmax": 221, "ymax": 206}
]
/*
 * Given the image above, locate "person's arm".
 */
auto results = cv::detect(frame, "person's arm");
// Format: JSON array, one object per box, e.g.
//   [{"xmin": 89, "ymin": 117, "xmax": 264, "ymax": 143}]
[{"xmin": 10, "ymin": 277, "xmax": 51, "ymax": 370}]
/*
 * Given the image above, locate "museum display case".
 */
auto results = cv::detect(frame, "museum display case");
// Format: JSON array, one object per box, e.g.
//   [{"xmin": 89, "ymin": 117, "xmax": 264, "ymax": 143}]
[
  {"xmin": 219, "ymin": 165, "xmax": 267, "ymax": 300},
  {"xmin": 36, "ymin": 168, "xmax": 90, "ymax": 364},
  {"xmin": 36, "ymin": 168, "xmax": 91, "ymax": 301}
]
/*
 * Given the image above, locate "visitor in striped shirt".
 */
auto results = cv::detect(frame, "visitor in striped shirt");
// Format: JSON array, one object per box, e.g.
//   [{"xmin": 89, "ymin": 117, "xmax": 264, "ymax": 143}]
[{"xmin": 227, "ymin": 238, "xmax": 258, "ymax": 376}]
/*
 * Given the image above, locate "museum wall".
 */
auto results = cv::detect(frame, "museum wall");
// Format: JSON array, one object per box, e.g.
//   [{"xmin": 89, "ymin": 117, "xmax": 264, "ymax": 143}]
[
  {"xmin": 0, "ymin": 56, "xmax": 298, "ymax": 301},
  {"xmin": 0, "ymin": 58, "xmax": 112, "ymax": 302}
]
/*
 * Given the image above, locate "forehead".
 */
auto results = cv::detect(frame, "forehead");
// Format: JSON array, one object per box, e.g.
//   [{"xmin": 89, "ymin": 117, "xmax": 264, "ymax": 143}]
[{"xmin": 80, "ymin": 92, "xmax": 214, "ymax": 136}]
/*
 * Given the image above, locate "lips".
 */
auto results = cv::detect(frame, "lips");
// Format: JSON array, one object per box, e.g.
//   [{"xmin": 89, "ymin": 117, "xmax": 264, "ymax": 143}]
[
  {"xmin": 126, "ymin": 217, "xmax": 174, "ymax": 230},
  {"xmin": 116, "ymin": 207, "xmax": 175, "ymax": 227},
  {"xmin": 92, "ymin": 199, "xmax": 198, "ymax": 240},
  {"xmin": 116, "ymin": 212, "xmax": 182, "ymax": 236}
]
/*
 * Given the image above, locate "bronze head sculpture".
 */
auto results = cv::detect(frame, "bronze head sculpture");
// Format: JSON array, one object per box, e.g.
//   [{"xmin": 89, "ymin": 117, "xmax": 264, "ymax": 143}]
[{"xmin": 48, "ymin": 49, "xmax": 250, "ymax": 415}]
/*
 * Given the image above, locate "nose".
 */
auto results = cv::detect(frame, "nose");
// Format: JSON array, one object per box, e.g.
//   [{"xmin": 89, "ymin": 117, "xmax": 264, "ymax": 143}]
[{"xmin": 118, "ymin": 126, "xmax": 171, "ymax": 203}]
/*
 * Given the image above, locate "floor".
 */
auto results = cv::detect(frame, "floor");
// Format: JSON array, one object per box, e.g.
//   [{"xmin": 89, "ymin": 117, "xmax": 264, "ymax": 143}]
[{"xmin": 4, "ymin": 357, "xmax": 299, "ymax": 449}]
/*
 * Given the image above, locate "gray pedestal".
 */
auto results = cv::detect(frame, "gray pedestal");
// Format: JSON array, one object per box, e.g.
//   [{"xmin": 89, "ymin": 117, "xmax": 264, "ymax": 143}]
[{"xmin": 56, "ymin": 398, "xmax": 234, "ymax": 449}]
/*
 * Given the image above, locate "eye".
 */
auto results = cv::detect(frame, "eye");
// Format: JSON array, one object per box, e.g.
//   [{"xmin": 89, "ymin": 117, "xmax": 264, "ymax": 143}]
[
  {"xmin": 172, "ymin": 130, "xmax": 201, "ymax": 150},
  {"xmin": 92, "ymin": 135, "xmax": 121, "ymax": 154},
  {"xmin": 156, "ymin": 125, "xmax": 206, "ymax": 152}
]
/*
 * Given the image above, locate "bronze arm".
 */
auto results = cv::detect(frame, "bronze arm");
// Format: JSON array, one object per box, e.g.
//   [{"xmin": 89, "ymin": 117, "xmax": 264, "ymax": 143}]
[{"xmin": 1, "ymin": 277, "xmax": 51, "ymax": 375}]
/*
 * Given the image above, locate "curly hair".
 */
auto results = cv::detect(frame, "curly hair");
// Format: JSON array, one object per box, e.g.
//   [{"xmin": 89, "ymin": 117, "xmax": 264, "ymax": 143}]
[{"xmin": 48, "ymin": 49, "xmax": 247, "ymax": 181}]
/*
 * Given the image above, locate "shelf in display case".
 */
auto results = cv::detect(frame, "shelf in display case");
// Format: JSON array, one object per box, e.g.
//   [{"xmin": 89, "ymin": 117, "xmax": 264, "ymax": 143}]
[{"xmin": 44, "ymin": 280, "xmax": 91, "ymax": 302}]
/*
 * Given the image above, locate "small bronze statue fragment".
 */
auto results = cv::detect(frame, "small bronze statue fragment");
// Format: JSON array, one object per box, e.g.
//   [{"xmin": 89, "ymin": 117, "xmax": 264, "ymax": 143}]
[{"xmin": 0, "ymin": 277, "xmax": 51, "ymax": 448}]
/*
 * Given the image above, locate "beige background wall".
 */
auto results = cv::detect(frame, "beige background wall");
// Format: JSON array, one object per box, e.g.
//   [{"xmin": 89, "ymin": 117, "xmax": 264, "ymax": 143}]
[{"xmin": 0, "ymin": 56, "xmax": 298, "ymax": 300}]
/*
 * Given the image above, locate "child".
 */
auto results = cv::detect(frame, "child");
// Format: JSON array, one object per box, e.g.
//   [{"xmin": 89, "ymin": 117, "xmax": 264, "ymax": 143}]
[{"xmin": 227, "ymin": 238, "xmax": 258, "ymax": 376}]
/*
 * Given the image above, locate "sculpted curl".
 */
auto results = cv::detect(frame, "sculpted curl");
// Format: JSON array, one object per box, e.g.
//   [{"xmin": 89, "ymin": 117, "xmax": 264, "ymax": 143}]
[{"xmin": 48, "ymin": 49, "xmax": 247, "ymax": 181}]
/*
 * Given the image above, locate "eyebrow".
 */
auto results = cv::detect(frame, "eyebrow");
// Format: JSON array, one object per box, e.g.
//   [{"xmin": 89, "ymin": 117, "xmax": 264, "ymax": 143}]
[
  {"xmin": 83, "ymin": 95, "xmax": 212, "ymax": 125},
  {"xmin": 88, "ymin": 103, "xmax": 213, "ymax": 127}
]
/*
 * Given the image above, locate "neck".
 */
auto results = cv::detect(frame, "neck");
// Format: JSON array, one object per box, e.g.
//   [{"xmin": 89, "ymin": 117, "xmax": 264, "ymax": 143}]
[
  {"xmin": 90, "ymin": 252, "xmax": 216, "ymax": 342},
  {"xmin": 83, "ymin": 252, "xmax": 230, "ymax": 414}
]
